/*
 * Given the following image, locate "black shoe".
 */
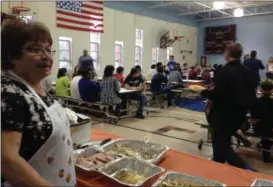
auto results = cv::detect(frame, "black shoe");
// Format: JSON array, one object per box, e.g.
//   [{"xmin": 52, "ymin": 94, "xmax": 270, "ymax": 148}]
[
  {"xmin": 262, "ymin": 153, "xmax": 273, "ymax": 163},
  {"xmin": 136, "ymin": 113, "xmax": 145, "ymax": 119}
]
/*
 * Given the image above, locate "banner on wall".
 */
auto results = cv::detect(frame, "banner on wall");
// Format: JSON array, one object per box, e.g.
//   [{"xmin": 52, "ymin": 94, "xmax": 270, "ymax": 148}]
[
  {"xmin": 56, "ymin": 1, "xmax": 104, "ymax": 33},
  {"xmin": 204, "ymin": 24, "xmax": 236, "ymax": 54}
]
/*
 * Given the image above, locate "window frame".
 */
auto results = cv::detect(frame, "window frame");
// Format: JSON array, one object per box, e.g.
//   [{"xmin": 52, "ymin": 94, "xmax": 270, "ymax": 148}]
[
  {"xmin": 115, "ymin": 43, "xmax": 123, "ymax": 68},
  {"xmin": 90, "ymin": 32, "xmax": 101, "ymax": 71},
  {"xmin": 167, "ymin": 47, "xmax": 173, "ymax": 61},
  {"xmin": 135, "ymin": 28, "xmax": 143, "ymax": 66},
  {"xmin": 59, "ymin": 37, "xmax": 72, "ymax": 70},
  {"xmin": 152, "ymin": 47, "xmax": 159, "ymax": 64}
]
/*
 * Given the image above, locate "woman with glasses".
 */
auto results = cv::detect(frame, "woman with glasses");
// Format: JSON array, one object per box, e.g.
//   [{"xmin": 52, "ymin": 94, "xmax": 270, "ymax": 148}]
[{"xmin": 1, "ymin": 20, "xmax": 76, "ymax": 186}]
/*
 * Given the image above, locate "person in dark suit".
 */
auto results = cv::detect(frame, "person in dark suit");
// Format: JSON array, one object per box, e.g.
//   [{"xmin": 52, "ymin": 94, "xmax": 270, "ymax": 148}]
[
  {"xmin": 243, "ymin": 50, "xmax": 265, "ymax": 87},
  {"xmin": 201, "ymin": 43, "xmax": 257, "ymax": 170}
]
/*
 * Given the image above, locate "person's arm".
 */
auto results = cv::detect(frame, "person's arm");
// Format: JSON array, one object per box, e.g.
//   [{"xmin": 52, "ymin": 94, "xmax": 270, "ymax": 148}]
[
  {"xmin": 114, "ymin": 78, "xmax": 121, "ymax": 93},
  {"xmin": 2, "ymin": 131, "xmax": 52, "ymax": 187},
  {"xmin": 65, "ymin": 77, "xmax": 71, "ymax": 88},
  {"xmin": 259, "ymin": 60, "xmax": 265, "ymax": 70}
]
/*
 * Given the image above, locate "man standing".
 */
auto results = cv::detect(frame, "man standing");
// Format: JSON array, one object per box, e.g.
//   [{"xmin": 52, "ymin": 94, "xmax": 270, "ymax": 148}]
[
  {"xmin": 78, "ymin": 49, "xmax": 93, "ymax": 68},
  {"xmin": 243, "ymin": 50, "xmax": 265, "ymax": 87},
  {"xmin": 167, "ymin": 55, "xmax": 177, "ymax": 72},
  {"xmin": 201, "ymin": 43, "xmax": 257, "ymax": 170}
]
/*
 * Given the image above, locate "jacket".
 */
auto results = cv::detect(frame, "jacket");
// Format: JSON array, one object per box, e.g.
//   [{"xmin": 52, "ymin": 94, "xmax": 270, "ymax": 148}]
[
  {"xmin": 243, "ymin": 58, "xmax": 264, "ymax": 83},
  {"xmin": 201, "ymin": 60, "xmax": 256, "ymax": 131}
]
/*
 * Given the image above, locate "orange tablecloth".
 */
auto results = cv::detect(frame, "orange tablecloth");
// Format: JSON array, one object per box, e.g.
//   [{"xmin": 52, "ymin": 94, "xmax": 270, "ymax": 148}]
[{"xmin": 76, "ymin": 129, "xmax": 273, "ymax": 187}]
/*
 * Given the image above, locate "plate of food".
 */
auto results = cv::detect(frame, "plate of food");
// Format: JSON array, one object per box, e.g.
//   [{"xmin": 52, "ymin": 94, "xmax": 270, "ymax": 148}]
[
  {"xmin": 99, "ymin": 157, "xmax": 164, "ymax": 187},
  {"xmin": 100, "ymin": 139, "xmax": 169, "ymax": 164},
  {"xmin": 152, "ymin": 171, "xmax": 226, "ymax": 187},
  {"xmin": 74, "ymin": 147, "xmax": 119, "ymax": 172},
  {"xmin": 250, "ymin": 179, "xmax": 273, "ymax": 187},
  {"xmin": 188, "ymin": 84, "xmax": 206, "ymax": 92}
]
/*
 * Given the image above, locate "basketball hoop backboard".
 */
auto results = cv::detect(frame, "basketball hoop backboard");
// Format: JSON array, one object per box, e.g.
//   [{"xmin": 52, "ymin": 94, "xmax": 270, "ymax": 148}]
[{"xmin": 160, "ymin": 29, "xmax": 184, "ymax": 48}]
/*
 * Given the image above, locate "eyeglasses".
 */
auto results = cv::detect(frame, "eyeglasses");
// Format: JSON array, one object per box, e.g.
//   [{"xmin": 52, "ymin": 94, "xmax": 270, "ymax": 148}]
[{"xmin": 23, "ymin": 46, "xmax": 56, "ymax": 56}]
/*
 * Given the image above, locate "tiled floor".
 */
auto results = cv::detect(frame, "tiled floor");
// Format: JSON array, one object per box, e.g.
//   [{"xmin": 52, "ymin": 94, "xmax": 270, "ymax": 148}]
[{"xmin": 90, "ymin": 107, "xmax": 273, "ymax": 176}]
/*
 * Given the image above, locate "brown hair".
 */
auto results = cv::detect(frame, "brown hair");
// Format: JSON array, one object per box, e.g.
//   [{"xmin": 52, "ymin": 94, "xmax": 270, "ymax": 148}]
[
  {"xmin": 225, "ymin": 43, "xmax": 243, "ymax": 59},
  {"xmin": 1, "ymin": 19, "xmax": 53, "ymax": 70}
]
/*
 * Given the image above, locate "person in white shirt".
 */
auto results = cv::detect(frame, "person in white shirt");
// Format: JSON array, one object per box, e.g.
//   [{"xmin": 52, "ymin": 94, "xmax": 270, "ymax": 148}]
[
  {"xmin": 145, "ymin": 64, "xmax": 157, "ymax": 80},
  {"xmin": 70, "ymin": 68, "xmax": 82, "ymax": 100},
  {"xmin": 266, "ymin": 57, "xmax": 273, "ymax": 79}
]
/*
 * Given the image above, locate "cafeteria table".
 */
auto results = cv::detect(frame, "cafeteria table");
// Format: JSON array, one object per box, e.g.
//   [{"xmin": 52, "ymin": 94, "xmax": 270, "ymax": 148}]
[{"xmin": 76, "ymin": 129, "xmax": 273, "ymax": 187}]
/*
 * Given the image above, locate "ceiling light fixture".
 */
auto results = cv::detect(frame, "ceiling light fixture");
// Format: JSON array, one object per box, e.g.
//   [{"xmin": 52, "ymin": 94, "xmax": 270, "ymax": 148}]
[
  {"xmin": 213, "ymin": 1, "xmax": 225, "ymax": 10},
  {"xmin": 233, "ymin": 8, "xmax": 244, "ymax": 17}
]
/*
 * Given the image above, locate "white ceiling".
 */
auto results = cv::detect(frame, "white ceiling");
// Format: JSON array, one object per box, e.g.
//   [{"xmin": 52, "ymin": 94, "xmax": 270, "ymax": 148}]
[{"xmin": 131, "ymin": 1, "xmax": 273, "ymax": 21}]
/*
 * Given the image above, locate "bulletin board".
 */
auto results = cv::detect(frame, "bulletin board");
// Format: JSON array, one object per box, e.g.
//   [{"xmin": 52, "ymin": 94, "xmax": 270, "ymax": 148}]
[{"xmin": 204, "ymin": 24, "xmax": 236, "ymax": 54}]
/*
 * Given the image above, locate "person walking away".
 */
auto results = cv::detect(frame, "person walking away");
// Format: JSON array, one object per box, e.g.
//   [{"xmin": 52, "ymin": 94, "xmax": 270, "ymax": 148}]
[
  {"xmin": 55, "ymin": 68, "xmax": 70, "ymax": 96},
  {"xmin": 201, "ymin": 43, "xmax": 257, "ymax": 171},
  {"xmin": 114, "ymin": 66, "xmax": 125, "ymax": 85},
  {"xmin": 101, "ymin": 65, "xmax": 122, "ymax": 116},
  {"xmin": 250, "ymin": 79, "xmax": 273, "ymax": 163},
  {"xmin": 124, "ymin": 68, "xmax": 147, "ymax": 119},
  {"xmin": 266, "ymin": 57, "xmax": 273, "ymax": 79},
  {"xmin": 243, "ymin": 50, "xmax": 265, "ymax": 87},
  {"xmin": 78, "ymin": 49, "xmax": 93, "ymax": 68},
  {"xmin": 151, "ymin": 66, "xmax": 176, "ymax": 107},
  {"xmin": 167, "ymin": 55, "xmax": 176, "ymax": 72},
  {"xmin": 78, "ymin": 67, "xmax": 101, "ymax": 102}
]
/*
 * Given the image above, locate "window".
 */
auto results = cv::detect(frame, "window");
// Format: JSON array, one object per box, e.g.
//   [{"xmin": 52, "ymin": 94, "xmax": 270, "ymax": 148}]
[
  {"xmin": 167, "ymin": 47, "xmax": 173, "ymax": 60},
  {"xmin": 152, "ymin": 48, "xmax": 159, "ymax": 64},
  {"xmin": 115, "ymin": 41, "xmax": 123, "ymax": 68},
  {"xmin": 135, "ymin": 28, "xmax": 143, "ymax": 66},
  {"xmin": 59, "ymin": 37, "xmax": 72, "ymax": 70},
  {"xmin": 90, "ymin": 32, "xmax": 101, "ymax": 71}
]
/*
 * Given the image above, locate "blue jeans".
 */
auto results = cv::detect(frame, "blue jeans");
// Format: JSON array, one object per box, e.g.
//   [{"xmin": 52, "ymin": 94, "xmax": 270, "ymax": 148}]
[
  {"xmin": 153, "ymin": 85, "xmax": 175, "ymax": 106},
  {"xmin": 129, "ymin": 92, "xmax": 147, "ymax": 115}
]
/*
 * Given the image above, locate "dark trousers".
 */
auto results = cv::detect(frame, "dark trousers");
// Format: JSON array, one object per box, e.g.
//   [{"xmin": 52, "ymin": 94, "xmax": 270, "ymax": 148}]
[
  {"xmin": 128, "ymin": 92, "xmax": 147, "ymax": 114},
  {"xmin": 210, "ymin": 114, "xmax": 248, "ymax": 169},
  {"xmin": 261, "ymin": 139, "xmax": 273, "ymax": 159},
  {"xmin": 153, "ymin": 85, "xmax": 176, "ymax": 106},
  {"xmin": 266, "ymin": 72, "xmax": 273, "ymax": 80}
]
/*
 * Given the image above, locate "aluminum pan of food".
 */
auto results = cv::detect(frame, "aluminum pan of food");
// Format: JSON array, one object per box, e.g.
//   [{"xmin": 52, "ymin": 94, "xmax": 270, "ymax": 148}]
[
  {"xmin": 100, "ymin": 139, "xmax": 169, "ymax": 164},
  {"xmin": 99, "ymin": 157, "xmax": 165, "ymax": 187},
  {"xmin": 250, "ymin": 179, "xmax": 273, "ymax": 187},
  {"xmin": 73, "ymin": 147, "xmax": 119, "ymax": 172},
  {"xmin": 152, "ymin": 171, "xmax": 226, "ymax": 187}
]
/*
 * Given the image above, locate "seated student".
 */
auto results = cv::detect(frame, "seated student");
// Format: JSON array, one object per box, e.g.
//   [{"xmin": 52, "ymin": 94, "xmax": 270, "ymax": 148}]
[
  {"xmin": 114, "ymin": 66, "xmax": 125, "ymax": 85},
  {"xmin": 182, "ymin": 63, "xmax": 189, "ymax": 71},
  {"xmin": 124, "ymin": 68, "xmax": 147, "ymax": 119},
  {"xmin": 55, "ymin": 68, "xmax": 70, "ymax": 96},
  {"xmin": 70, "ymin": 67, "xmax": 84, "ymax": 100},
  {"xmin": 167, "ymin": 55, "xmax": 176, "ymax": 72},
  {"xmin": 188, "ymin": 66, "xmax": 199, "ymax": 79},
  {"xmin": 201, "ymin": 65, "xmax": 212, "ymax": 85},
  {"xmin": 78, "ymin": 67, "xmax": 101, "ymax": 102},
  {"xmin": 250, "ymin": 79, "xmax": 273, "ymax": 163},
  {"xmin": 135, "ymin": 65, "xmax": 146, "ymax": 81},
  {"xmin": 145, "ymin": 64, "xmax": 157, "ymax": 80},
  {"xmin": 151, "ymin": 66, "xmax": 176, "ymax": 107},
  {"xmin": 169, "ymin": 63, "xmax": 183, "ymax": 83},
  {"xmin": 101, "ymin": 65, "xmax": 122, "ymax": 116}
]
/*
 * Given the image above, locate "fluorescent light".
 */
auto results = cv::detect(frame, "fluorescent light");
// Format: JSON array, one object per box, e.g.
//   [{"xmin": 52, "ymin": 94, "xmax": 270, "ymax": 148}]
[
  {"xmin": 213, "ymin": 1, "xmax": 225, "ymax": 10},
  {"xmin": 233, "ymin": 8, "xmax": 244, "ymax": 17}
]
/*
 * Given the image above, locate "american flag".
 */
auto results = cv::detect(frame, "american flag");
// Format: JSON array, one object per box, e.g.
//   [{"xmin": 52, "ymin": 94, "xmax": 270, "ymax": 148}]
[{"xmin": 56, "ymin": 1, "xmax": 104, "ymax": 33}]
